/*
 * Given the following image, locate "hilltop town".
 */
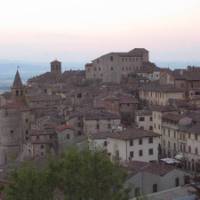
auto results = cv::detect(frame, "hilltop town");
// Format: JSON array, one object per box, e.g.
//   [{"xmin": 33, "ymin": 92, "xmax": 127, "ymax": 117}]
[{"xmin": 0, "ymin": 48, "xmax": 200, "ymax": 199}]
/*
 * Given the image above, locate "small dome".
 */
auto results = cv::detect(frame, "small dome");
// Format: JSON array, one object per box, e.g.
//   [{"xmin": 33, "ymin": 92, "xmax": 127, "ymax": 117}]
[{"xmin": 179, "ymin": 117, "xmax": 192, "ymax": 127}]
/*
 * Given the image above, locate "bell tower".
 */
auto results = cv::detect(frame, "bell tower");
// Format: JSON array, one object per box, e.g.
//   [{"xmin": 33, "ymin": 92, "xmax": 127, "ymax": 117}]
[
  {"xmin": 50, "ymin": 60, "xmax": 62, "ymax": 75},
  {"xmin": 11, "ymin": 69, "xmax": 24, "ymax": 101}
]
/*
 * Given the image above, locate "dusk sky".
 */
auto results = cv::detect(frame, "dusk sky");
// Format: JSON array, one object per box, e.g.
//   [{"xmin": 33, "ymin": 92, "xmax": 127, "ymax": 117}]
[{"xmin": 0, "ymin": 0, "xmax": 200, "ymax": 64}]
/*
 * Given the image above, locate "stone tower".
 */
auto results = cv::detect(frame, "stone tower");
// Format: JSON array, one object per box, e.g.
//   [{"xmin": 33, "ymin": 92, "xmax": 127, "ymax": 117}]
[
  {"xmin": 50, "ymin": 60, "xmax": 62, "ymax": 75},
  {"xmin": 0, "ymin": 70, "xmax": 29, "ymax": 165},
  {"xmin": 11, "ymin": 70, "xmax": 24, "ymax": 101}
]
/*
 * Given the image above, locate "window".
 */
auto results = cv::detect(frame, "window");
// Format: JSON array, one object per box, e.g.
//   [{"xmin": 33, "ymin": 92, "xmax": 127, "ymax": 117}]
[
  {"xmin": 139, "ymin": 117, "xmax": 145, "ymax": 121},
  {"xmin": 150, "ymin": 117, "xmax": 152, "ymax": 121},
  {"xmin": 175, "ymin": 177, "xmax": 180, "ymax": 187},
  {"xmin": 153, "ymin": 184, "xmax": 158, "ymax": 193},
  {"xmin": 78, "ymin": 131, "xmax": 82, "ymax": 136},
  {"xmin": 149, "ymin": 126, "xmax": 153, "ymax": 131},
  {"xmin": 135, "ymin": 187, "xmax": 140, "ymax": 197},
  {"xmin": 195, "ymin": 134, "xmax": 198, "ymax": 140},
  {"xmin": 195, "ymin": 147, "xmax": 198, "ymax": 155},
  {"xmin": 149, "ymin": 148, "xmax": 153, "ymax": 155},
  {"xmin": 174, "ymin": 143, "xmax": 176, "ymax": 151},
  {"xmin": 110, "ymin": 56, "xmax": 113, "ymax": 61},
  {"xmin": 149, "ymin": 137, "xmax": 153, "ymax": 143},
  {"xmin": 139, "ymin": 150, "xmax": 143, "ymax": 156},
  {"xmin": 104, "ymin": 141, "xmax": 107, "ymax": 147},
  {"xmin": 96, "ymin": 124, "xmax": 100, "ymax": 130},
  {"xmin": 129, "ymin": 140, "xmax": 133, "ymax": 146},
  {"xmin": 10, "ymin": 130, "xmax": 14, "ymax": 134},
  {"xmin": 174, "ymin": 131, "xmax": 176, "ymax": 138},
  {"xmin": 188, "ymin": 146, "xmax": 191, "ymax": 153},
  {"xmin": 110, "ymin": 67, "xmax": 113, "ymax": 71},
  {"xmin": 168, "ymin": 141, "xmax": 170, "ymax": 148},
  {"xmin": 66, "ymin": 134, "xmax": 70, "ymax": 139},
  {"xmin": 77, "ymin": 93, "xmax": 82, "ymax": 98},
  {"xmin": 78, "ymin": 122, "xmax": 82, "ymax": 127},
  {"xmin": 139, "ymin": 139, "xmax": 143, "ymax": 145},
  {"xmin": 41, "ymin": 145, "xmax": 44, "ymax": 149},
  {"xmin": 130, "ymin": 151, "xmax": 134, "ymax": 158},
  {"xmin": 107, "ymin": 124, "xmax": 111, "ymax": 129}
]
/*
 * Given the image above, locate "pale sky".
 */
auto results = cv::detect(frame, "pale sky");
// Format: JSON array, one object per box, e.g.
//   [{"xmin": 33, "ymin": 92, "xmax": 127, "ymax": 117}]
[{"xmin": 0, "ymin": 0, "xmax": 200, "ymax": 63}]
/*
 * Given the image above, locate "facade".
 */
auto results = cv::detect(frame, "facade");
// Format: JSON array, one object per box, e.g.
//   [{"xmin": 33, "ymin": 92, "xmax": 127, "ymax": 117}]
[
  {"xmin": 0, "ymin": 71, "xmax": 32, "ymax": 165},
  {"xmin": 85, "ymin": 48, "xmax": 150, "ymax": 83},
  {"xmin": 151, "ymin": 105, "xmax": 177, "ymax": 135},
  {"xmin": 135, "ymin": 110, "xmax": 153, "ymax": 131},
  {"xmin": 125, "ymin": 161, "xmax": 188, "ymax": 198},
  {"xmin": 56, "ymin": 124, "xmax": 75, "ymax": 152},
  {"xmin": 139, "ymin": 84, "xmax": 185, "ymax": 106},
  {"xmin": 107, "ymin": 128, "xmax": 160, "ymax": 163},
  {"xmin": 161, "ymin": 112, "xmax": 200, "ymax": 172},
  {"xmin": 83, "ymin": 111, "xmax": 121, "ymax": 135}
]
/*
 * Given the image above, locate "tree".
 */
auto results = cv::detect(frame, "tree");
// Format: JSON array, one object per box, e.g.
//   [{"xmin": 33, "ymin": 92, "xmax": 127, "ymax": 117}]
[
  {"xmin": 4, "ymin": 148, "xmax": 129, "ymax": 200},
  {"xmin": 48, "ymin": 148, "xmax": 129, "ymax": 200},
  {"xmin": 4, "ymin": 162, "xmax": 54, "ymax": 200}
]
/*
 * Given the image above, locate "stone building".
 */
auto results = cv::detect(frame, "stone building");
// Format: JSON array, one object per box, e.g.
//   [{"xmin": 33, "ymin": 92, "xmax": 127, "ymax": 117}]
[
  {"xmin": 85, "ymin": 48, "xmax": 151, "ymax": 83},
  {"xmin": 107, "ymin": 128, "xmax": 160, "ymax": 163},
  {"xmin": 0, "ymin": 71, "xmax": 32, "ymax": 165},
  {"xmin": 135, "ymin": 110, "xmax": 153, "ymax": 131},
  {"xmin": 125, "ymin": 161, "xmax": 188, "ymax": 198},
  {"xmin": 161, "ymin": 112, "xmax": 200, "ymax": 172},
  {"xmin": 50, "ymin": 60, "xmax": 62, "ymax": 75},
  {"xmin": 139, "ymin": 84, "xmax": 186, "ymax": 106}
]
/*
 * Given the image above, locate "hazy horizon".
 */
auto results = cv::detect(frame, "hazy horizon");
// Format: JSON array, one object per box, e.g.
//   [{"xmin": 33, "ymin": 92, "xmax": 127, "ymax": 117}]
[{"xmin": 1, "ymin": 59, "xmax": 200, "ymax": 93}]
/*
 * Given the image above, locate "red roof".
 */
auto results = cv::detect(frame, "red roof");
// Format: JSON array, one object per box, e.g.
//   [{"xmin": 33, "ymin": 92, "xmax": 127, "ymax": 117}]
[{"xmin": 56, "ymin": 124, "xmax": 73, "ymax": 132}]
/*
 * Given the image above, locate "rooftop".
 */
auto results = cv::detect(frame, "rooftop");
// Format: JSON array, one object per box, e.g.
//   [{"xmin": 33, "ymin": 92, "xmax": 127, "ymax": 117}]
[
  {"xmin": 108, "ymin": 127, "xmax": 160, "ymax": 140},
  {"xmin": 125, "ymin": 160, "xmax": 177, "ymax": 176}
]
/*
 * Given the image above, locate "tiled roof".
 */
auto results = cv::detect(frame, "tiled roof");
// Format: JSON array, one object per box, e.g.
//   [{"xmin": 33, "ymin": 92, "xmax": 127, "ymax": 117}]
[
  {"xmin": 125, "ymin": 161, "xmax": 176, "ymax": 176},
  {"xmin": 140, "ymin": 83, "xmax": 185, "ymax": 93},
  {"xmin": 173, "ymin": 70, "xmax": 200, "ymax": 81},
  {"xmin": 56, "ymin": 124, "xmax": 74, "ymax": 132},
  {"xmin": 89, "ymin": 132, "xmax": 111, "ymax": 140},
  {"xmin": 108, "ymin": 128, "xmax": 160, "ymax": 140},
  {"xmin": 150, "ymin": 105, "xmax": 177, "ymax": 112}
]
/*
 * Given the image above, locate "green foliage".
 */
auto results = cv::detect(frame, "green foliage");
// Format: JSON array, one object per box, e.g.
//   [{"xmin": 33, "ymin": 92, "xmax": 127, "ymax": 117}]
[
  {"xmin": 4, "ymin": 148, "xmax": 129, "ymax": 200},
  {"xmin": 4, "ymin": 162, "xmax": 54, "ymax": 200}
]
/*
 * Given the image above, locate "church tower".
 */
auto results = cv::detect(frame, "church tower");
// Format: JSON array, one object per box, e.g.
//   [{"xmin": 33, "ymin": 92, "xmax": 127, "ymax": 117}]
[
  {"xmin": 50, "ymin": 60, "xmax": 62, "ymax": 75},
  {"xmin": 11, "ymin": 70, "xmax": 24, "ymax": 101}
]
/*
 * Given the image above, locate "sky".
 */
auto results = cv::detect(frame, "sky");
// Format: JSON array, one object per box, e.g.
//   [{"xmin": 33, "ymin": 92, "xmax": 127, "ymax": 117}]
[{"xmin": 0, "ymin": 0, "xmax": 200, "ymax": 64}]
